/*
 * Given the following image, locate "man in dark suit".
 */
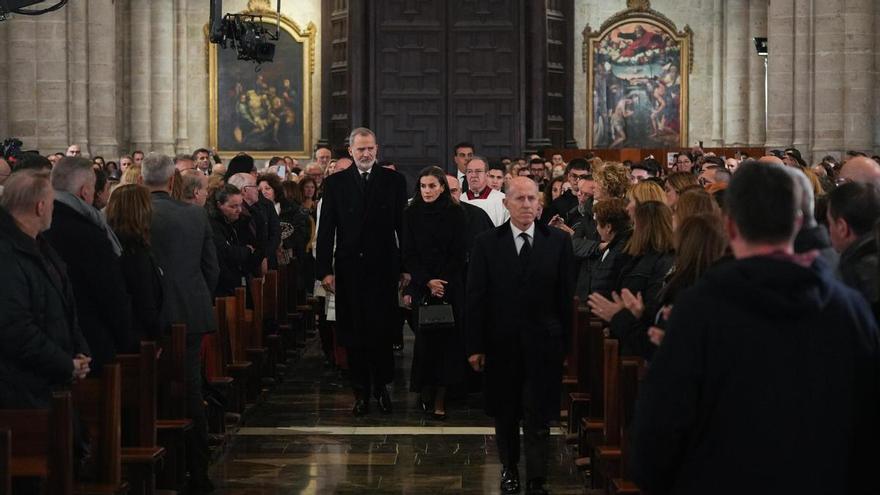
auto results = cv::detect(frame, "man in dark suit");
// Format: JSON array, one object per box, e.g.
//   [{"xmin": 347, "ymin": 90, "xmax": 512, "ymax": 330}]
[
  {"xmin": 316, "ymin": 127, "xmax": 409, "ymax": 416},
  {"xmin": 467, "ymin": 177, "xmax": 575, "ymax": 495},
  {"xmin": 143, "ymin": 153, "xmax": 219, "ymax": 493},
  {"xmin": 44, "ymin": 157, "xmax": 133, "ymax": 371}
]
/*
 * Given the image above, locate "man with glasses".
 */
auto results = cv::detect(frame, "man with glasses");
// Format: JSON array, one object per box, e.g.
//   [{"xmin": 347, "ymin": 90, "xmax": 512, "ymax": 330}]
[
  {"xmin": 528, "ymin": 158, "xmax": 548, "ymax": 191},
  {"xmin": 461, "ymin": 156, "xmax": 509, "ymax": 227},
  {"xmin": 175, "ymin": 154, "xmax": 196, "ymax": 173},
  {"xmin": 541, "ymin": 158, "xmax": 590, "ymax": 223},
  {"xmin": 837, "ymin": 156, "xmax": 880, "ymax": 185},
  {"xmin": 453, "ymin": 142, "xmax": 476, "ymax": 194}
]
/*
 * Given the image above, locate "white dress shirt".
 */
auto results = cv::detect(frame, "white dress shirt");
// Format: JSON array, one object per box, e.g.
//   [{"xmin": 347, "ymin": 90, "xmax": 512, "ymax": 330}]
[{"xmin": 511, "ymin": 221, "xmax": 536, "ymax": 255}]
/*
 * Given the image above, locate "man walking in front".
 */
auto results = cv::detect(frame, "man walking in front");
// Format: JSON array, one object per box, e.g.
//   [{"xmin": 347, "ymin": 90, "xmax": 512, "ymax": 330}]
[
  {"xmin": 467, "ymin": 177, "xmax": 575, "ymax": 494},
  {"xmin": 315, "ymin": 127, "xmax": 408, "ymax": 416}
]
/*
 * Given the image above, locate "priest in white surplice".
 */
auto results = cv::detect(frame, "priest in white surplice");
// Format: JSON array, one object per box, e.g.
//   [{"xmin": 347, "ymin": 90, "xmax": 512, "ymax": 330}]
[{"xmin": 460, "ymin": 156, "xmax": 510, "ymax": 227}]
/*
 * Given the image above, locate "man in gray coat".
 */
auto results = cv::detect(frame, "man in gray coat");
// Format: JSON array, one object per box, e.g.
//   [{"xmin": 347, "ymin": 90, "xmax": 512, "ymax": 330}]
[{"xmin": 142, "ymin": 153, "xmax": 219, "ymax": 492}]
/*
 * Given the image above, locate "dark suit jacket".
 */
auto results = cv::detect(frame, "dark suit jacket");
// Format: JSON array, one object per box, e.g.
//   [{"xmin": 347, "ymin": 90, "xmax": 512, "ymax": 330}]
[
  {"xmin": 150, "ymin": 192, "xmax": 219, "ymax": 334},
  {"xmin": 45, "ymin": 201, "xmax": 134, "ymax": 371},
  {"xmin": 466, "ymin": 220, "xmax": 575, "ymax": 418},
  {"xmin": 315, "ymin": 164, "xmax": 408, "ymax": 347}
]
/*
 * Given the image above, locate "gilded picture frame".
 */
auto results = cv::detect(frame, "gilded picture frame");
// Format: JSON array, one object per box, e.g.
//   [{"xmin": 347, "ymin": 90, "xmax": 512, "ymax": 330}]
[
  {"xmin": 584, "ymin": 1, "xmax": 692, "ymax": 148},
  {"xmin": 208, "ymin": 3, "xmax": 315, "ymax": 159}
]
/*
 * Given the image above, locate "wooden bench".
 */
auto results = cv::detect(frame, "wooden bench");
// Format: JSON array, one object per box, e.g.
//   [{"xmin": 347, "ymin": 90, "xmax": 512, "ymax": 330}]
[
  {"xmin": 0, "ymin": 391, "xmax": 74, "ymax": 495},
  {"xmin": 71, "ymin": 363, "xmax": 128, "ymax": 494},
  {"xmin": 156, "ymin": 324, "xmax": 192, "ymax": 492},
  {"xmin": 117, "ymin": 342, "xmax": 166, "ymax": 495}
]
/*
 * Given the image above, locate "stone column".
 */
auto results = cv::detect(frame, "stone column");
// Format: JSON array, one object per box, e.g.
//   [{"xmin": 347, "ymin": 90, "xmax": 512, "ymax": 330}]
[
  {"xmin": 723, "ymin": 0, "xmax": 750, "ymax": 146},
  {"xmin": 766, "ymin": 0, "xmax": 794, "ymax": 148},
  {"xmin": 175, "ymin": 0, "xmax": 189, "ymax": 153},
  {"xmin": 32, "ymin": 8, "xmax": 69, "ymax": 152},
  {"xmin": 811, "ymin": 0, "xmax": 844, "ymax": 157},
  {"xmin": 0, "ymin": 22, "xmax": 9, "ymax": 138},
  {"xmin": 66, "ymin": 0, "xmax": 89, "ymax": 154},
  {"xmin": 130, "ymin": 0, "xmax": 153, "ymax": 152},
  {"xmin": 842, "ymin": 0, "xmax": 875, "ymax": 153},
  {"xmin": 792, "ymin": 0, "xmax": 813, "ymax": 154},
  {"xmin": 748, "ymin": 0, "xmax": 767, "ymax": 146},
  {"xmin": 151, "ymin": 0, "xmax": 176, "ymax": 154},
  {"xmin": 186, "ymin": 0, "xmax": 210, "ymax": 150},
  {"xmin": 711, "ymin": 0, "xmax": 723, "ymax": 145},
  {"xmin": 525, "ymin": 0, "xmax": 552, "ymax": 152},
  {"xmin": 88, "ymin": 0, "xmax": 119, "ymax": 159}
]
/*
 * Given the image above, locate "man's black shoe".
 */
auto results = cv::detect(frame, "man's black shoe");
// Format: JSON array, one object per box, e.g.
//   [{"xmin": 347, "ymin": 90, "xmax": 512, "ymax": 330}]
[
  {"xmin": 352, "ymin": 399, "xmax": 369, "ymax": 416},
  {"xmin": 526, "ymin": 478, "xmax": 548, "ymax": 494},
  {"xmin": 500, "ymin": 466, "xmax": 520, "ymax": 494},
  {"xmin": 375, "ymin": 388, "xmax": 393, "ymax": 414}
]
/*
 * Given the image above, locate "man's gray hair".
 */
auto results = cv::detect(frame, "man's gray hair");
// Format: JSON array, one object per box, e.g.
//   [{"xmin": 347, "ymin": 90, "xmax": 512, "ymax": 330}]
[
  {"xmin": 51, "ymin": 156, "xmax": 94, "ymax": 194},
  {"xmin": 0, "ymin": 169, "xmax": 52, "ymax": 214},
  {"xmin": 228, "ymin": 172, "xmax": 255, "ymax": 189},
  {"xmin": 141, "ymin": 153, "xmax": 176, "ymax": 187},
  {"xmin": 348, "ymin": 127, "xmax": 376, "ymax": 144},
  {"xmin": 781, "ymin": 166, "xmax": 814, "ymax": 227},
  {"xmin": 174, "ymin": 153, "xmax": 194, "ymax": 164}
]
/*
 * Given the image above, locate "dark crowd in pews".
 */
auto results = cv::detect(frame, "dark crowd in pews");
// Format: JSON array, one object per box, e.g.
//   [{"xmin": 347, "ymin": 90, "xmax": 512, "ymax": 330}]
[{"xmin": 1, "ymin": 136, "xmax": 880, "ymax": 494}]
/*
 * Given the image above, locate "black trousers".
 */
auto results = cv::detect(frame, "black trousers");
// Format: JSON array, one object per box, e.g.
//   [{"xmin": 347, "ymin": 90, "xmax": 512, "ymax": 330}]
[
  {"xmin": 185, "ymin": 333, "xmax": 210, "ymax": 481},
  {"xmin": 347, "ymin": 341, "xmax": 395, "ymax": 398},
  {"xmin": 494, "ymin": 372, "xmax": 551, "ymax": 483}
]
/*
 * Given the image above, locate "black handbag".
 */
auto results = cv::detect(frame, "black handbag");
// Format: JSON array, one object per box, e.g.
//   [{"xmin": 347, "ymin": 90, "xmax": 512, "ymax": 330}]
[{"xmin": 416, "ymin": 296, "xmax": 455, "ymax": 332}]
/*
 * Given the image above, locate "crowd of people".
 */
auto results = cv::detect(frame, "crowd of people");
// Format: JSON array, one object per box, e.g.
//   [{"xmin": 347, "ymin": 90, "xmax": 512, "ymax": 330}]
[{"xmin": 1, "ymin": 132, "xmax": 880, "ymax": 494}]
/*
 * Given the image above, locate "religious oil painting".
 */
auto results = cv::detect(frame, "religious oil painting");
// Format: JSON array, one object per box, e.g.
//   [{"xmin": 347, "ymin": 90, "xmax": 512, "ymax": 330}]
[
  {"xmin": 585, "ymin": 3, "xmax": 692, "ymax": 148},
  {"xmin": 209, "ymin": 9, "xmax": 315, "ymax": 159}
]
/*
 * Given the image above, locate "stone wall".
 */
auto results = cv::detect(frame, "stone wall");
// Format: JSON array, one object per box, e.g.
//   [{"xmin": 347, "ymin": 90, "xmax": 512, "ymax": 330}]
[{"xmin": 0, "ymin": 0, "xmax": 321, "ymax": 159}]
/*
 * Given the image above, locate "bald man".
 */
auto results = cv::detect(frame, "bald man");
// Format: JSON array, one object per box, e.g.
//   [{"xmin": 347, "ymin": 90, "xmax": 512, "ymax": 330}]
[
  {"xmin": 839, "ymin": 156, "xmax": 880, "ymax": 185},
  {"xmin": 466, "ymin": 177, "xmax": 575, "ymax": 494}
]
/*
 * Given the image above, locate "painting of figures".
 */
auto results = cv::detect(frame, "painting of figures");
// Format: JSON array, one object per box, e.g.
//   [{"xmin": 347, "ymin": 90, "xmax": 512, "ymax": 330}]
[{"xmin": 588, "ymin": 19, "xmax": 690, "ymax": 148}]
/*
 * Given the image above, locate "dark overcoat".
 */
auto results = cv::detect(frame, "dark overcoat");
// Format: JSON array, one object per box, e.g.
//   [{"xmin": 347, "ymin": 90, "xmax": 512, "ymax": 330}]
[
  {"xmin": 45, "ymin": 201, "xmax": 134, "ymax": 370},
  {"xmin": 0, "ymin": 208, "xmax": 90, "ymax": 408},
  {"xmin": 466, "ymin": 220, "xmax": 575, "ymax": 418},
  {"xmin": 315, "ymin": 164, "xmax": 408, "ymax": 348}
]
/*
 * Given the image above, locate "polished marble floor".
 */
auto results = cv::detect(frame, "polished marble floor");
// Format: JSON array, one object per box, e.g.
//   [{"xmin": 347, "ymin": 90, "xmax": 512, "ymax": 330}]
[{"xmin": 209, "ymin": 331, "xmax": 586, "ymax": 494}]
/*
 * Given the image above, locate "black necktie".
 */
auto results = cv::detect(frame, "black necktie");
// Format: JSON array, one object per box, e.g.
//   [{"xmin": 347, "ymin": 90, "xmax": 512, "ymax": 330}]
[
  {"xmin": 362, "ymin": 171, "xmax": 369, "ymax": 183},
  {"xmin": 519, "ymin": 232, "xmax": 531, "ymax": 265}
]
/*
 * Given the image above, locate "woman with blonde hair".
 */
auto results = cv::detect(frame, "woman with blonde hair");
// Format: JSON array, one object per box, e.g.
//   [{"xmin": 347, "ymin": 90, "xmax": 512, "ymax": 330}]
[
  {"xmin": 593, "ymin": 161, "xmax": 630, "ymax": 201},
  {"xmin": 588, "ymin": 201, "xmax": 674, "ymax": 357},
  {"xmin": 625, "ymin": 180, "xmax": 666, "ymax": 219},
  {"xmin": 105, "ymin": 184, "xmax": 164, "ymax": 346},
  {"xmin": 664, "ymin": 171, "xmax": 699, "ymax": 208},
  {"xmin": 118, "ymin": 164, "xmax": 143, "ymax": 187}
]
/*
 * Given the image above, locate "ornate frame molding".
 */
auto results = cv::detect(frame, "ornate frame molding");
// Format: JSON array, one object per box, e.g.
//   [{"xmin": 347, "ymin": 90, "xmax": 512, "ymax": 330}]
[{"xmin": 582, "ymin": 0, "xmax": 692, "ymax": 148}]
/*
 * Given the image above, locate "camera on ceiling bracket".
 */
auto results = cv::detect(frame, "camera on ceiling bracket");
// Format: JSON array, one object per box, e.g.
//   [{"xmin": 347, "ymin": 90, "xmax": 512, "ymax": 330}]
[{"xmin": 209, "ymin": 0, "xmax": 281, "ymax": 65}]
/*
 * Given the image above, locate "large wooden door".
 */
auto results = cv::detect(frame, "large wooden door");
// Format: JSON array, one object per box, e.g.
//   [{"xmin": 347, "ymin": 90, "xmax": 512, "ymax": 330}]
[{"xmin": 370, "ymin": 0, "xmax": 523, "ymax": 181}]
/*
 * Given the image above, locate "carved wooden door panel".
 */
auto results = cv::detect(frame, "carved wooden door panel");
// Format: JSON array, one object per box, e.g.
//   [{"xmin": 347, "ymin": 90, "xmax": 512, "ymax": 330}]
[{"xmin": 371, "ymin": 0, "xmax": 523, "ymax": 182}]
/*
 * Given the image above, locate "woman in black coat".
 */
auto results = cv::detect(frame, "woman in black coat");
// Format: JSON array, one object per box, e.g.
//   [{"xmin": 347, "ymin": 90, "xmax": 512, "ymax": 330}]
[
  {"xmin": 589, "ymin": 197, "xmax": 632, "ymax": 297},
  {"xmin": 105, "ymin": 184, "xmax": 164, "ymax": 347},
  {"xmin": 588, "ymin": 201, "xmax": 674, "ymax": 357},
  {"xmin": 207, "ymin": 185, "xmax": 256, "ymax": 298},
  {"xmin": 402, "ymin": 166, "xmax": 467, "ymax": 419}
]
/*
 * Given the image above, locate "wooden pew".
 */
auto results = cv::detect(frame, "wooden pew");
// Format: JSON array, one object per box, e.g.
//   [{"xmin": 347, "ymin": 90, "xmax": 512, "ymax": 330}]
[
  {"xmin": 242, "ymin": 281, "xmax": 273, "ymax": 392},
  {"xmin": 156, "ymin": 324, "xmax": 192, "ymax": 492},
  {"xmin": 263, "ymin": 270, "xmax": 285, "ymax": 379},
  {"xmin": 574, "ymin": 333, "xmax": 615, "ymax": 473},
  {"xmin": 71, "ymin": 363, "xmax": 127, "ymax": 494},
  {"xmin": 566, "ymin": 301, "xmax": 595, "ymax": 435},
  {"xmin": 117, "ymin": 342, "xmax": 165, "ymax": 495},
  {"xmin": 0, "ymin": 391, "xmax": 73, "ymax": 495}
]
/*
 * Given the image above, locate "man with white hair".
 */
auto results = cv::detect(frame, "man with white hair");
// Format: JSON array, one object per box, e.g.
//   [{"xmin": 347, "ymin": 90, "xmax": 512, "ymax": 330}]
[
  {"xmin": 44, "ymin": 157, "xmax": 132, "ymax": 372},
  {"xmin": 0, "ymin": 156, "xmax": 11, "ymax": 195},
  {"xmin": 461, "ymin": 156, "xmax": 510, "ymax": 227},
  {"xmin": 0, "ymin": 169, "xmax": 92, "ymax": 409},
  {"xmin": 143, "ymin": 152, "xmax": 219, "ymax": 492}
]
